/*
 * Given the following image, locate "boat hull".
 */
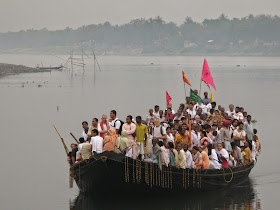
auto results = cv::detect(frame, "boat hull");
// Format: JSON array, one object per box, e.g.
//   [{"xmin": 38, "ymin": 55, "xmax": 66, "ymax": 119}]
[{"xmin": 72, "ymin": 151, "xmax": 254, "ymax": 194}]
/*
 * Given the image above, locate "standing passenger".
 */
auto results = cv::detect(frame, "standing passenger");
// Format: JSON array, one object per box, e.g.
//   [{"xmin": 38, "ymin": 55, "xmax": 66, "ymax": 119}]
[
  {"xmin": 135, "ymin": 116, "xmax": 149, "ymax": 160},
  {"xmin": 109, "ymin": 110, "xmax": 121, "ymax": 134},
  {"xmin": 98, "ymin": 115, "xmax": 109, "ymax": 139},
  {"xmin": 122, "ymin": 115, "xmax": 137, "ymax": 159}
]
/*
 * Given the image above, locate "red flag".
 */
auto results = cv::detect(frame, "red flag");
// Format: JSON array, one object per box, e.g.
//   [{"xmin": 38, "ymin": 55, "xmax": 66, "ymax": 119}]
[
  {"xmin": 166, "ymin": 91, "xmax": 172, "ymax": 106},
  {"xmin": 182, "ymin": 71, "xmax": 192, "ymax": 87},
  {"xmin": 201, "ymin": 59, "xmax": 216, "ymax": 90}
]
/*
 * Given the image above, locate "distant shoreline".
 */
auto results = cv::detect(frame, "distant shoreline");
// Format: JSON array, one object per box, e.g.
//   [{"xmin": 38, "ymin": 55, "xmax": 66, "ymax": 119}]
[{"xmin": 0, "ymin": 63, "xmax": 48, "ymax": 77}]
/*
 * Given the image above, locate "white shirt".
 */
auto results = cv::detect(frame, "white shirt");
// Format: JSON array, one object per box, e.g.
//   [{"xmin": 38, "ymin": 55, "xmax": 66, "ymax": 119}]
[
  {"xmin": 109, "ymin": 118, "xmax": 121, "ymax": 130},
  {"xmin": 187, "ymin": 109, "xmax": 196, "ymax": 119},
  {"xmin": 153, "ymin": 125, "xmax": 166, "ymax": 141},
  {"xmin": 185, "ymin": 150, "xmax": 194, "ymax": 169},
  {"xmin": 82, "ymin": 130, "xmax": 88, "ymax": 140},
  {"xmin": 153, "ymin": 111, "xmax": 160, "ymax": 119},
  {"xmin": 205, "ymin": 103, "xmax": 212, "ymax": 113},
  {"xmin": 146, "ymin": 114, "xmax": 155, "ymax": 125},
  {"xmin": 233, "ymin": 112, "xmax": 244, "ymax": 121},
  {"xmin": 98, "ymin": 123, "xmax": 108, "ymax": 134},
  {"xmin": 233, "ymin": 129, "xmax": 246, "ymax": 146},
  {"xmin": 226, "ymin": 110, "xmax": 235, "ymax": 117},
  {"xmin": 191, "ymin": 131, "xmax": 201, "ymax": 147},
  {"xmin": 90, "ymin": 136, "xmax": 103, "ymax": 154},
  {"xmin": 166, "ymin": 133, "xmax": 174, "ymax": 143}
]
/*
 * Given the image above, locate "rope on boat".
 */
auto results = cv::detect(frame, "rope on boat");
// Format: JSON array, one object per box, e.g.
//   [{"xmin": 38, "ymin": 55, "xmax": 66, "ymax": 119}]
[{"xmin": 223, "ymin": 167, "xmax": 234, "ymax": 183}]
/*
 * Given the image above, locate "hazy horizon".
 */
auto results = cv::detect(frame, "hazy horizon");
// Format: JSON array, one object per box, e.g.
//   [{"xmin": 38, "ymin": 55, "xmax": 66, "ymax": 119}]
[{"xmin": 1, "ymin": 0, "xmax": 280, "ymax": 32}]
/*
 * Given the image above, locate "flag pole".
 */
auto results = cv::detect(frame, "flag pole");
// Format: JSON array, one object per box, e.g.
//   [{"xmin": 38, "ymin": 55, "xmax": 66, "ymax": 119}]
[
  {"xmin": 199, "ymin": 80, "xmax": 202, "ymax": 97},
  {"xmin": 183, "ymin": 81, "xmax": 187, "ymax": 100}
]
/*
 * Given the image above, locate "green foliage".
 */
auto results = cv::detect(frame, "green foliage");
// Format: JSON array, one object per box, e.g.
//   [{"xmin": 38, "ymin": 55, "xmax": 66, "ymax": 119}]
[{"xmin": 1, "ymin": 15, "xmax": 280, "ymax": 54}]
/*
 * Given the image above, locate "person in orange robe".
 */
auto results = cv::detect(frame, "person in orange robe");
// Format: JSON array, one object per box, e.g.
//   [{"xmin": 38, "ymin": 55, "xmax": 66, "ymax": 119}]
[
  {"xmin": 103, "ymin": 129, "xmax": 118, "ymax": 151},
  {"xmin": 196, "ymin": 146, "xmax": 210, "ymax": 169}
]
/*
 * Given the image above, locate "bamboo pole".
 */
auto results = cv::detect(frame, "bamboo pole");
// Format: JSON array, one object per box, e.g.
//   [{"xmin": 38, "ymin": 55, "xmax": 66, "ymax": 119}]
[
  {"xmin": 70, "ymin": 133, "xmax": 79, "ymax": 144},
  {"xmin": 198, "ymin": 80, "xmax": 202, "ymax": 97},
  {"xmin": 53, "ymin": 125, "xmax": 74, "ymax": 188},
  {"xmin": 53, "ymin": 125, "xmax": 69, "ymax": 155}
]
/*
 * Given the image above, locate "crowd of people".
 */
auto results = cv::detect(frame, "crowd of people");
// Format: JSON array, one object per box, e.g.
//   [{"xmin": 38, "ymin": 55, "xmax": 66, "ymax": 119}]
[{"xmin": 68, "ymin": 91, "xmax": 261, "ymax": 170}]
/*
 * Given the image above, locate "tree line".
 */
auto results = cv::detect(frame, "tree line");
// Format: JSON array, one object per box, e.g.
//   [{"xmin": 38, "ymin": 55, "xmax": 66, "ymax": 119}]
[{"xmin": 1, "ymin": 14, "xmax": 280, "ymax": 54}]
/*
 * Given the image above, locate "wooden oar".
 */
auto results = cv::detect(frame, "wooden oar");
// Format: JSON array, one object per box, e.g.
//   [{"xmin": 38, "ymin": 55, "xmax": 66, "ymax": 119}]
[
  {"xmin": 70, "ymin": 132, "xmax": 79, "ymax": 144},
  {"xmin": 53, "ymin": 125, "xmax": 73, "ymax": 188}
]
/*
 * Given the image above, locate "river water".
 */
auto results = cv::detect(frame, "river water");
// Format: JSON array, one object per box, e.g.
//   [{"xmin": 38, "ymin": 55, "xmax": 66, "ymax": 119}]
[{"xmin": 0, "ymin": 54, "xmax": 279, "ymax": 209}]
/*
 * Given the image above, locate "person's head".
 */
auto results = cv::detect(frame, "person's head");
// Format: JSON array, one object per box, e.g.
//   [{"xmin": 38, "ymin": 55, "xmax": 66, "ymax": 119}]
[
  {"xmin": 218, "ymin": 105, "xmax": 222, "ymax": 111},
  {"xmin": 253, "ymin": 129, "xmax": 257, "ymax": 135},
  {"xmin": 229, "ymin": 104, "xmax": 234, "ymax": 111},
  {"xmin": 159, "ymin": 110, "xmax": 164, "ymax": 117},
  {"xmin": 192, "ymin": 146, "xmax": 199, "ymax": 154},
  {"xmin": 158, "ymin": 141, "xmax": 164, "ymax": 147},
  {"xmin": 168, "ymin": 142, "xmax": 175, "ymax": 149},
  {"xmin": 110, "ymin": 110, "xmax": 117, "ymax": 119},
  {"xmin": 204, "ymin": 124, "xmax": 211, "ymax": 132},
  {"xmin": 240, "ymin": 107, "xmax": 244, "ymax": 113},
  {"xmin": 136, "ymin": 116, "xmax": 142, "ymax": 124},
  {"xmin": 232, "ymin": 119, "xmax": 238, "ymax": 127},
  {"xmin": 126, "ymin": 115, "xmax": 133, "ymax": 124},
  {"xmin": 210, "ymin": 108, "xmax": 214, "ymax": 114},
  {"xmin": 179, "ymin": 103, "xmax": 185, "ymax": 110},
  {"xmin": 189, "ymin": 103, "xmax": 194, "ymax": 110},
  {"xmin": 182, "ymin": 123, "xmax": 187, "ymax": 132},
  {"xmin": 154, "ymin": 118, "xmax": 160, "ymax": 127},
  {"xmin": 235, "ymin": 106, "xmax": 239, "ymax": 113},
  {"xmin": 79, "ymin": 137, "xmax": 85, "ymax": 144},
  {"xmin": 183, "ymin": 144, "xmax": 189, "ymax": 151},
  {"xmin": 221, "ymin": 107, "xmax": 225, "ymax": 113},
  {"xmin": 101, "ymin": 114, "xmax": 107, "ymax": 123},
  {"xmin": 201, "ymin": 130, "xmax": 207, "ymax": 138},
  {"xmin": 154, "ymin": 105, "xmax": 159, "ymax": 112},
  {"xmin": 217, "ymin": 143, "xmax": 223, "ymax": 151},
  {"xmin": 177, "ymin": 109, "xmax": 182, "ymax": 116},
  {"xmin": 204, "ymin": 91, "xmax": 208, "ymax": 98},
  {"xmin": 223, "ymin": 120, "xmax": 231, "ymax": 128},
  {"xmin": 247, "ymin": 115, "xmax": 252, "ymax": 122},
  {"xmin": 212, "ymin": 130, "xmax": 217, "ymax": 136},
  {"xmin": 204, "ymin": 99, "xmax": 209, "ymax": 105},
  {"xmin": 70, "ymin": 143, "xmax": 77, "ymax": 149},
  {"xmin": 186, "ymin": 96, "xmax": 190, "ymax": 103},
  {"xmin": 215, "ymin": 110, "xmax": 220, "ymax": 116},
  {"xmin": 217, "ymin": 123, "xmax": 222, "ymax": 130},
  {"xmin": 243, "ymin": 111, "xmax": 247, "ymax": 118},
  {"xmin": 197, "ymin": 108, "xmax": 202, "ymax": 115},
  {"xmin": 238, "ymin": 122, "xmax": 244, "ymax": 130},
  {"xmin": 152, "ymin": 138, "xmax": 159, "ymax": 146},
  {"xmin": 92, "ymin": 129, "xmax": 99, "ymax": 137},
  {"xmin": 167, "ymin": 107, "xmax": 172, "ymax": 114},
  {"xmin": 177, "ymin": 143, "xmax": 183, "ymax": 151},
  {"xmin": 244, "ymin": 141, "xmax": 249, "ymax": 148},
  {"xmin": 194, "ymin": 89, "xmax": 198, "ymax": 95},
  {"xmin": 82, "ymin": 121, "xmax": 88, "ymax": 129},
  {"xmin": 211, "ymin": 102, "xmax": 216, "ymax": 109},
  {"xmin": 92, "ymin": 118, "xmax": 98, "ymax": 126},
  {"xmin": 240, "ymin": 146, "xmax": 245, "ymax": 151},
  {"xmin": 198, "ymin": 145, "xmax": 204, "ymax": 152},
  {"xmin": 166, "ymin": 127, "xmax": 171, "ymax": 134},
  {"xmin": 84, "ymin": 127, "xmax": 89, "ymax": 134},
  {"xmin": 194, "ymin": 125, "xmax": 199, "ymax": 132},
  {"xmin": 195, "ymin": 115, "xmax": 201, "ymax": 123}
]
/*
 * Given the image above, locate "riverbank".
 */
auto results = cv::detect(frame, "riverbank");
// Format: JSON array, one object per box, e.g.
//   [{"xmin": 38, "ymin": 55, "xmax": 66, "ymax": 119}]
[{"xmin": 0, "ymin": 63, "xmax": 48, "ymax": 77}]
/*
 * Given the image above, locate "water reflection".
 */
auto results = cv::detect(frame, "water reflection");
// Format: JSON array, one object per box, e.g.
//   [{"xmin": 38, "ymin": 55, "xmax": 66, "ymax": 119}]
[{"xmin": 70, "ymin": 179, "xmax": 261, "ymax": 210}]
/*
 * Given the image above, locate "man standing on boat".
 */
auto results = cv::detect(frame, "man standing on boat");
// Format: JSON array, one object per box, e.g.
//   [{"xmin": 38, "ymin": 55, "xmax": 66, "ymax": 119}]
[
  {"xmin": 244, "ymin": 115, "xmax": 254, "ymax": 142},
  {"xmin": 98, "ymin": 114, "xmax": 109, "ymax": 139},
  {"xmin": 88, "ymin": 118, "xmax": 98, "ymax": 137},
  {"xmin": 153, "ymin": 105, "xmax": 160, "ymax": 119},
  {"xmin": 109, "ymin": 110, "xmax": 121, "ymax": 134},
  {"xmin": 135, "ymin": 116, "xmax": 149, "ymax": 160}
]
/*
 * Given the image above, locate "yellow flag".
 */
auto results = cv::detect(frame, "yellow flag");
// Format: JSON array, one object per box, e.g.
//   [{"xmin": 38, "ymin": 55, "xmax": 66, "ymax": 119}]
[{"xmin": 210, "ymin": 91, "xmax": 214, "ymax": 102}]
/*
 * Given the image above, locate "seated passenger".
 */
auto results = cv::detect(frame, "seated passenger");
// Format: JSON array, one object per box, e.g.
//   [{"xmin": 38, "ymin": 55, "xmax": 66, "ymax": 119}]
[
  {"xmin": 152, "ymin": 138, "xmax": 163, "ymax": 169},
  {"xmin": 103, "ymin": 129, "xmax": 118, "ymax": 152},
  {"xmin": 176, "ymin": 143, "xmax": 186, "ymax": 169},
  {"xmin": 192, "ymin": 146, "xmax": 201, "ymax": 168},
  {"xmin": 244, "ymin": 141, "xmax": 253, "ymax": 165},
  {"xmin": 90, "ymin": 129, "xmax": 103, "ymax": 154},
  {"xmin": 208, "ymin": 144, "xmax": 221, "ymax": 169},
  {"xmin": 217, "ymin": 143, "xmax": 229, "ymax": 168},
  {"xmin": 196, "ymin": 146, "xmax": 210, "ymax": 169},
  {"xmin": 183, "ymin": 144, "xmax": 194, "ymax": 169},
  {"xmin": 168, "ymin": 142, "xmax": 178, "ymax": 167},
  {"xmin": 115, "ymin": 130, "xmax": 130, "ymax": 155}
]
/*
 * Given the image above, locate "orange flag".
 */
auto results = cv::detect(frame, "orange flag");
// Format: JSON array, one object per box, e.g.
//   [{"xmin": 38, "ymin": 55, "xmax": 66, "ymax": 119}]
[{"xmin": 182, "ymin": 71, "xmax": 192, "ymax": 87}]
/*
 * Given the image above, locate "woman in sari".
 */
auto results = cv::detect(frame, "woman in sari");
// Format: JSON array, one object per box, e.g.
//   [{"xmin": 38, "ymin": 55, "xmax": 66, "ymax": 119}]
[{"xmin": 103, "ymin": 129, "xmax": 118, "ymax": 151}]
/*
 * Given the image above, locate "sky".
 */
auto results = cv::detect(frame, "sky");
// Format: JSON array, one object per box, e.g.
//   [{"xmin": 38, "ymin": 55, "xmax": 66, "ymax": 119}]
[{"xmin": 1, "ymin": 0, "xmax": 280, "ymax": 32}]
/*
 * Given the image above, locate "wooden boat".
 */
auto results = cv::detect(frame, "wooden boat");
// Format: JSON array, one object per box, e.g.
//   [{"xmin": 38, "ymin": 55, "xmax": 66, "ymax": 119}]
[{"xmin": 71, "ymin": 151, "xmax": 254, "ymax": 194}]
